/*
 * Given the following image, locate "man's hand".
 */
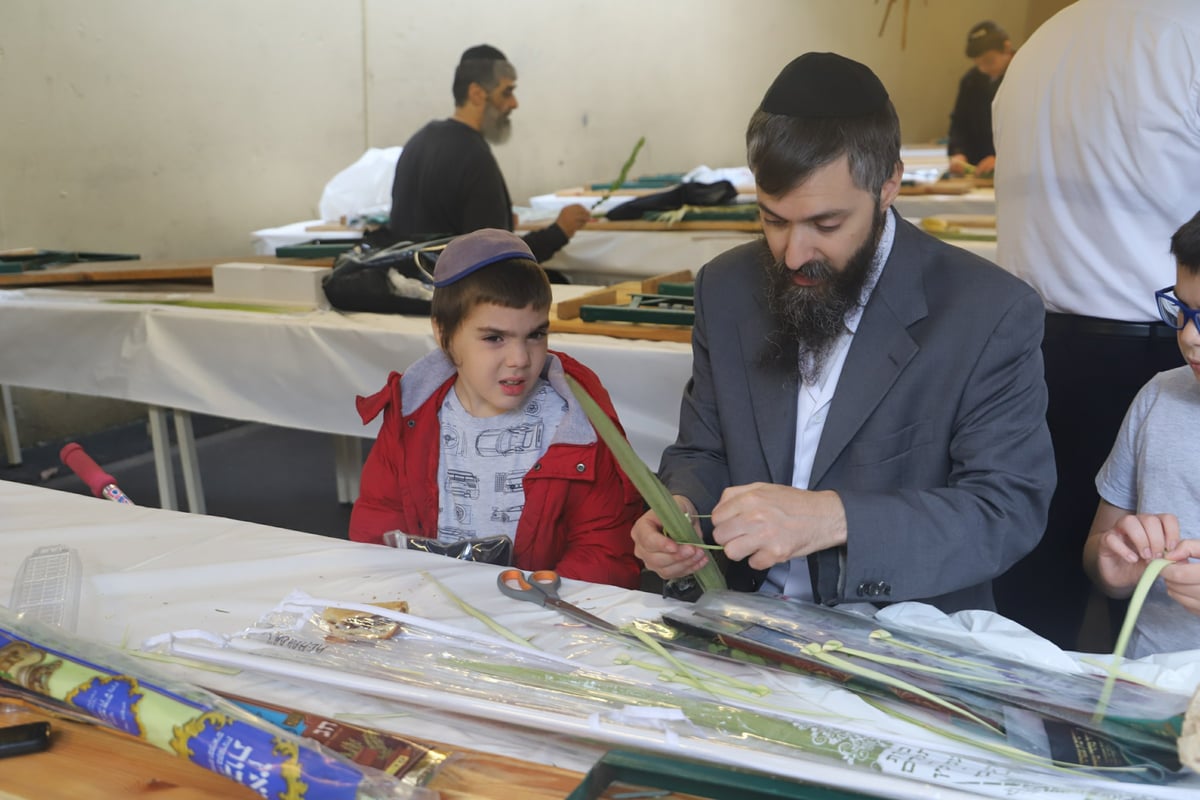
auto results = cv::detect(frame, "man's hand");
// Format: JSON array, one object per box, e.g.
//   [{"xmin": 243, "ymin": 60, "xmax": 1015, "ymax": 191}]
[
  {"xmin": 554, "ymin": 204, "xmax": 591, "ymax": 238},
  {"xmin": 1093, "ymin": 513, "xmax": 1182, "ymax": 596},
  {"xmin": 948, "ymin": 153, "xmax": 970, "ymax": 177},
  {"xmin": 975, "ymin": 155, "xmax": 996, "ymax": 177},
  {"xmin": 631, "ymin": 495, "xmax": 709, "ymax": 579},
  {"xmin": 711, "ymin": 483, "xmax": 847, "ymax": 571}
]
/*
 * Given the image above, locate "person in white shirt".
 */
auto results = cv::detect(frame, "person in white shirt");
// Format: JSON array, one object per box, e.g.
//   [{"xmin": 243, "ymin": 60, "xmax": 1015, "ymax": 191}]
[{"xmin": 992, "ymin": 0, "xmax": 1200, "ymax": 649}]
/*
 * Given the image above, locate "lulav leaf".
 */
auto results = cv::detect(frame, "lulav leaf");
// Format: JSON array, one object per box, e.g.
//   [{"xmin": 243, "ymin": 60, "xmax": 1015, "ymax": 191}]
[
  {"xmin": 565, "ymin": 375, "xmax": 726, "ymax": 592},
  {"xmin": 591, "ymin": 136, "xmax": 646, "ymax": 216}
]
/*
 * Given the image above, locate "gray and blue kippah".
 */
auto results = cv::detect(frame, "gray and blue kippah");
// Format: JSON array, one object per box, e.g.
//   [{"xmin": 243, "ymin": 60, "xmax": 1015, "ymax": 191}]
[{"xmin": 433, "ymin": 229, "xmax": 535, "ymax": 287}]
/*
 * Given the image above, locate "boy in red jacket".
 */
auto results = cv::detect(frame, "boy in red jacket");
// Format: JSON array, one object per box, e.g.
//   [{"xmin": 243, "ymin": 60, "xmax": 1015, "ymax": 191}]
[{"xmin": 349, "ymin": 228, "xmax": 643, "ymax": 588}]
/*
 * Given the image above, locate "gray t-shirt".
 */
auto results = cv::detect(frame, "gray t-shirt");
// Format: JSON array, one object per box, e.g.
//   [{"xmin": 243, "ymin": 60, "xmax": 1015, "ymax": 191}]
[
  {"xmin": 436, "ymin": 379, "xmax": 566, "ymax": 544},
  {"xmin": 1095, "ymin": 366, "xmax": 1200, "ymax": 658}
]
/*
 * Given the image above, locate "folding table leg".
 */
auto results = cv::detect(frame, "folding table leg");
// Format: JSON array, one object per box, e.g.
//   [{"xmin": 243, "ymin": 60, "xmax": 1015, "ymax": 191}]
[
  {"xmin": 1, "ymin": 385, "xmax": 21, "ymax": 466},
  {"xmin": 147, "ymin": 406, "xmax": 179, "ymax": 511},
  {"xmin": 333, "ymin": 435, "xmax": 362, "ymax": 504},
  {"xmin": 173, "ymin": 410, "xmax": 206, "ymax": 514}
]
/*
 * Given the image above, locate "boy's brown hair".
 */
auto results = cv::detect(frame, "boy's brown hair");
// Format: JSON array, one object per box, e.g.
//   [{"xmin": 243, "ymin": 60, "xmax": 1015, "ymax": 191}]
[
  {"xmin": 1171, "ymin": 210, "xmax": 1200, "ymax": 275},
  {"xmin": 431, "ymin": 257, "xmax": 551, "ymax": 353}
]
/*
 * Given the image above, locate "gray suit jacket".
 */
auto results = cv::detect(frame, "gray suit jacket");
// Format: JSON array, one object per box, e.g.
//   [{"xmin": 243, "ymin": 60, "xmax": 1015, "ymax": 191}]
[{"xmin": 660, "ymin": 213, "xmax": 1055, "ymax": 613}]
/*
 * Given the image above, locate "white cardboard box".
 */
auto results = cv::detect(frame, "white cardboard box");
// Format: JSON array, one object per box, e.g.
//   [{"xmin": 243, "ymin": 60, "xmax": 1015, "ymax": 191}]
[{"xmin": 211, "ymin": 262, "xmax": 332, "ymax": 309}]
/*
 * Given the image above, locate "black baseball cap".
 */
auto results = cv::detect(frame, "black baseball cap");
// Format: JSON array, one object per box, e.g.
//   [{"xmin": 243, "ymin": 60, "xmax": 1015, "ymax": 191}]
[{"xmin": 966, "ymin": 21, "xmax": 1009, "ymax": 58}]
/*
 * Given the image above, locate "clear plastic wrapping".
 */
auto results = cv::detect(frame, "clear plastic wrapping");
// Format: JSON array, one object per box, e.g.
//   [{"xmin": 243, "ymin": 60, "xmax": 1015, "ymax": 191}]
[
  {"xmin": 155, "ymin": 590, "xmax": 1200, "ymax": 799},
  {"xmin": 662, "ymin": 591, "xmax": 1189, "ymax": 777},
  {"xmin": 0, "ymin": 605, "xmax": 432, "ymax": 800}
]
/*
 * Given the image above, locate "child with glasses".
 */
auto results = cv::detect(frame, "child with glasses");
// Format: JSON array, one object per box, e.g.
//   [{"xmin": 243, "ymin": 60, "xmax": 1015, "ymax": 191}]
[{"xmin": 1083, "ymin": 210, "xmax": 1200, "ymax": 656}]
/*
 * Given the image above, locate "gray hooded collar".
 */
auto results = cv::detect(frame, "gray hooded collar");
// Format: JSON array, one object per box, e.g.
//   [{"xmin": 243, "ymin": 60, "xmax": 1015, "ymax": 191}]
[{"xmin": 399, "ymin": 349, "xmax": 598, "ymax": 447}]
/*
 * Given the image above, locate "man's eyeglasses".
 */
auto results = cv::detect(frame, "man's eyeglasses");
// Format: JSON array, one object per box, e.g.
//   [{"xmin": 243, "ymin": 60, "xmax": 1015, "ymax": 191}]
[{"xmin": 1155, "ymin": 285, "xmax": 1200, "ymax": 334}]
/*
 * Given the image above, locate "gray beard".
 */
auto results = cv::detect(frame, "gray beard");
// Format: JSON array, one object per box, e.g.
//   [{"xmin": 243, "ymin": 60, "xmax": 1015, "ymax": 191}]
[
  {"xmin": 481, "ymin": 105, "xmax": 512, "ymax": 144},
  {"xmin": 761, "ymin": 206, "xmax": 885, "ymax": 383}
]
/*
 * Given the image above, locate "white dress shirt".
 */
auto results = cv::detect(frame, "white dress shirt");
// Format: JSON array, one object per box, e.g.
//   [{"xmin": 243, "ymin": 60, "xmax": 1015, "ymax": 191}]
[
  {"xmin": 762, "ymin": 211, "xmax": 896, "ymax": 598},
  {"xmin": 993, "ymin": 0, "xmax": 1200, "ymax": 321}
]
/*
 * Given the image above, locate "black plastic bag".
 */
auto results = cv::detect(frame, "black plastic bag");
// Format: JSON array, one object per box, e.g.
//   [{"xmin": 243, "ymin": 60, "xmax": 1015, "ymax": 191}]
[
  {"xmin": 381, "ymin": 531, "xmax": 513, "ymax": 566},
  {"xmin": 321, "ymin": 236, "xmax": 453, "ymax": 314},
  {"xmin": 604, "ymin": 180, "xmax": 738, "ymax": 221}
]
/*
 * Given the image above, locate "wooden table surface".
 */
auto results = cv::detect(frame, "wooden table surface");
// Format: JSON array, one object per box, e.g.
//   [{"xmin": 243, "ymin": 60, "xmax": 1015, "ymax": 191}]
[
  {"xmin": 0, "ymin": 257, "xmax": 333, "ymax": 289},
  {"xmin": 0, "ymin": 698, "xmax": 693, "ymax": 800}
]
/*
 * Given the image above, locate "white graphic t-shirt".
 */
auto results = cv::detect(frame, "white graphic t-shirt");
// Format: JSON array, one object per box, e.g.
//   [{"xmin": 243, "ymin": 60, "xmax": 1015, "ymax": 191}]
[{"xmin": 436, "ymin": 379, "xmax": 566, "ymax": 544}]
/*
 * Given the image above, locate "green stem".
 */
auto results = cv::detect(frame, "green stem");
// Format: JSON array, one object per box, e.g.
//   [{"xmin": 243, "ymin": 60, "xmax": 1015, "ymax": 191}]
[
  {"xmin": 565, "ymin": 375, "xmax": 726, "ymax": 592},
  {"xmin": 831, "ymin": 639, "xmax": 1014, "ymax": 687},
  {"xmin": 807, "ymin": 643, "xmax": 1002, "ymax": 735},
  {"xmin": 869, "ymin": 629, "xmax": 1007, "ymax": 673},
  {"xmin": 592, "ymin": 137, "xmax": 646, "ymax": 214},
  {"xmin": 624, "ymin": 626, "xmax": 768, "ymax": 696},
  {"xmin": 1092, "ymin": 558, "xmax": 1172, "ymax": 722},
  {"xmin": 422, "ymin": 571, "xmax": 534, "ymax": 648}
]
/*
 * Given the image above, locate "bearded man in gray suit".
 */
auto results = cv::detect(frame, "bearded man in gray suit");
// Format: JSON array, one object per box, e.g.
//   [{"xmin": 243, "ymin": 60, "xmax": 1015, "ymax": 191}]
[{"xmin": 632, "ymin": 53, "xmax": 1055, "ymax": 614}]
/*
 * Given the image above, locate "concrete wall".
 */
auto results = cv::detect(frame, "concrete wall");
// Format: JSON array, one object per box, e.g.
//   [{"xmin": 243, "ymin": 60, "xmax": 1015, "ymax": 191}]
[
  {"xmin": 0, "ymin": 0, "xmax": 1063, "ymax": 447},
  {"xmin": 0, "ymin": 0, "xmax": 1046, "ymax": 260}
]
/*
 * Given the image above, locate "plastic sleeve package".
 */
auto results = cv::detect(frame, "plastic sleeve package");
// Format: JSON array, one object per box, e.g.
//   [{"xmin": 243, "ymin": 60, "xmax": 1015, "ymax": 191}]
[
  {"xmin": 0, "ymin": 606, "xmax": 432, "ymax": 800},
  {"xmin": 669, "ymin": 591, "xmax": 1188, "ymax": 776},
  {"xmin": 156, "ymin": 590, "xmax": 1200, "ymax": 799}
]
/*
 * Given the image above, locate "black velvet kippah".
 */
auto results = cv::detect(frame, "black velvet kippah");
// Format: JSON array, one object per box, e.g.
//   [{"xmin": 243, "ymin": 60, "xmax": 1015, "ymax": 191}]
[
  {"xmin": 759, "ymin": 52, "xmax": 889, "ymax": 117},
  {"xmin": 461, "ymin": 44, "xmax": 507, "ymax": 63}
]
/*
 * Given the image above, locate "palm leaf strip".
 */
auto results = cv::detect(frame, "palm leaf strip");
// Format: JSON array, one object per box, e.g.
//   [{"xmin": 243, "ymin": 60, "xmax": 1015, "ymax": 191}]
[{"xmin": 565, "ymin": 375, "xmax": 726, "ymax": 592}]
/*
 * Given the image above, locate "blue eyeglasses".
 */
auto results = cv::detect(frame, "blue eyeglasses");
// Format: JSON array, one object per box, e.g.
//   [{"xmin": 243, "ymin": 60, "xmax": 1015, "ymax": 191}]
[{"xmin": 1155, "ymin": 285, "xmax": 1200, "ymax": 334}]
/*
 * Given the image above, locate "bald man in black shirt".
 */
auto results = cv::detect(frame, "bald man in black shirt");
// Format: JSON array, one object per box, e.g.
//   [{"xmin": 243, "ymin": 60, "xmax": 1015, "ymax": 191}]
[{"xmin": 388, "ymin": 45, "xmax": 588, "ymax": 262}]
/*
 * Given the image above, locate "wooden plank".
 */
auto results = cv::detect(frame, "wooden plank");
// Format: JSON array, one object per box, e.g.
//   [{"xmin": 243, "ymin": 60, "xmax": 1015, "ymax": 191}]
[
  {"xmin": 519, "ymin": 219, "xmax": 760, "ymax": 233},
  {"xmin": 554, "ymin": 185, "xmax": 670, "ymax": 197},
  {"xmin": 920, "ymin": 215, "xmax": 997, "ymax": 242},
  {"xmin": 898, "ymin": 179, "xmax": 974, "ymax": 196},
  {"xmin": 641, "ymin": 269, "xmax": 693, "ymax": 293},
  {"xmin": 0, "ymin": 257, "xmax": 334, "ymax": 288},
  {"xmin": 304, "ymin": 223, "xmax": 358, "ymax": 232},
  {"xmin": 586, "ymin": 219, "xmax": 761, "ymax": 232},
  {"xmin": 555, "ymin": 286, "xmax": 622, "ymax": 321},
  {"xmin": 0, "ymin": 704, "xmax": 260, "ymax": 800},
  {"xmin": 549, "ymin": 315, "xmax": 692, "ymax": 343},
  {"xmin": 555, "ymin": 271, "xmax": 692, "ymax": 321},
  {"xmin": 555, "ymin": 185, "xmax": 756, "ymax": 198},
  {"xmin": 0, "ymin": 700, "xmax": 695, "ymax": 800},
  {"xmin": 550, "ymin": 270, "xmax": 694, "ymax": 342},
  {"xmin": 922, "ymin": 214, "xmax": 996, "ymax": 229}
]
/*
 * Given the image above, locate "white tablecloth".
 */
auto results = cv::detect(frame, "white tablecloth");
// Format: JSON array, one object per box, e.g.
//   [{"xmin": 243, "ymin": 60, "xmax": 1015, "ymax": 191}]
[
  {"xmin": 2, "ymin": 480, "xmax": 1198, "ymax": 800},
  {"xmin": 894, "ymin": 188, "xmax": 995, "ymax": 220},
  {"xmin": 0, "ymin": 286, "xmax": 690, "ymax": 470},
  {"xmin": 252, "ymin": 206, "xmax": 995, "ymax": 287},
  {"xmin": 543, "ymin": 228, "xmax": 760, "ymax": 284}
]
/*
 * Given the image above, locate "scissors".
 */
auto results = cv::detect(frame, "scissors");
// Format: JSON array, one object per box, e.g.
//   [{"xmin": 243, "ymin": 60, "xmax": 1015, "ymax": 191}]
[{"xmin": 496, "ymin": 569, "xmax": 618, "ymax": 632}]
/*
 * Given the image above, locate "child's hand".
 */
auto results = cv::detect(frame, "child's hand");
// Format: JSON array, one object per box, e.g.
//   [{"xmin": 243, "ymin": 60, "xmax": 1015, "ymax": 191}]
[
  {"xmin": 1162, "ymin": 539, "xmax": 1200, "ymax": 616},
  {"xmin": 1095, "ymin": 512, "xmax": 1181, "ymax": 592}
]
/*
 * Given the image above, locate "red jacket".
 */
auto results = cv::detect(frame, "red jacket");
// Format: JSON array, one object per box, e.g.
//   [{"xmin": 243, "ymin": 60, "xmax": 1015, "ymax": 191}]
[{"xmin": 349, "ymin": 349, "xmax": 643, "ymax": 589}]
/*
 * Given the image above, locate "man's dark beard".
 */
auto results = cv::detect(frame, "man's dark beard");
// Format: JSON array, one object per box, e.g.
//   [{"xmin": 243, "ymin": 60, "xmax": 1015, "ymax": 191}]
[{"xmin": 762, "ymin": 205, "xmax": 886, "ymax": 383}]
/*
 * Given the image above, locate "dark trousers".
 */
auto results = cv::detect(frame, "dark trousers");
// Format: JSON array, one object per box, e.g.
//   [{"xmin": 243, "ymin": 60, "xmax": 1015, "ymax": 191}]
[{"xmin": 993, "ymin": 312, "xmax": 1181, "ymax": 650}]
